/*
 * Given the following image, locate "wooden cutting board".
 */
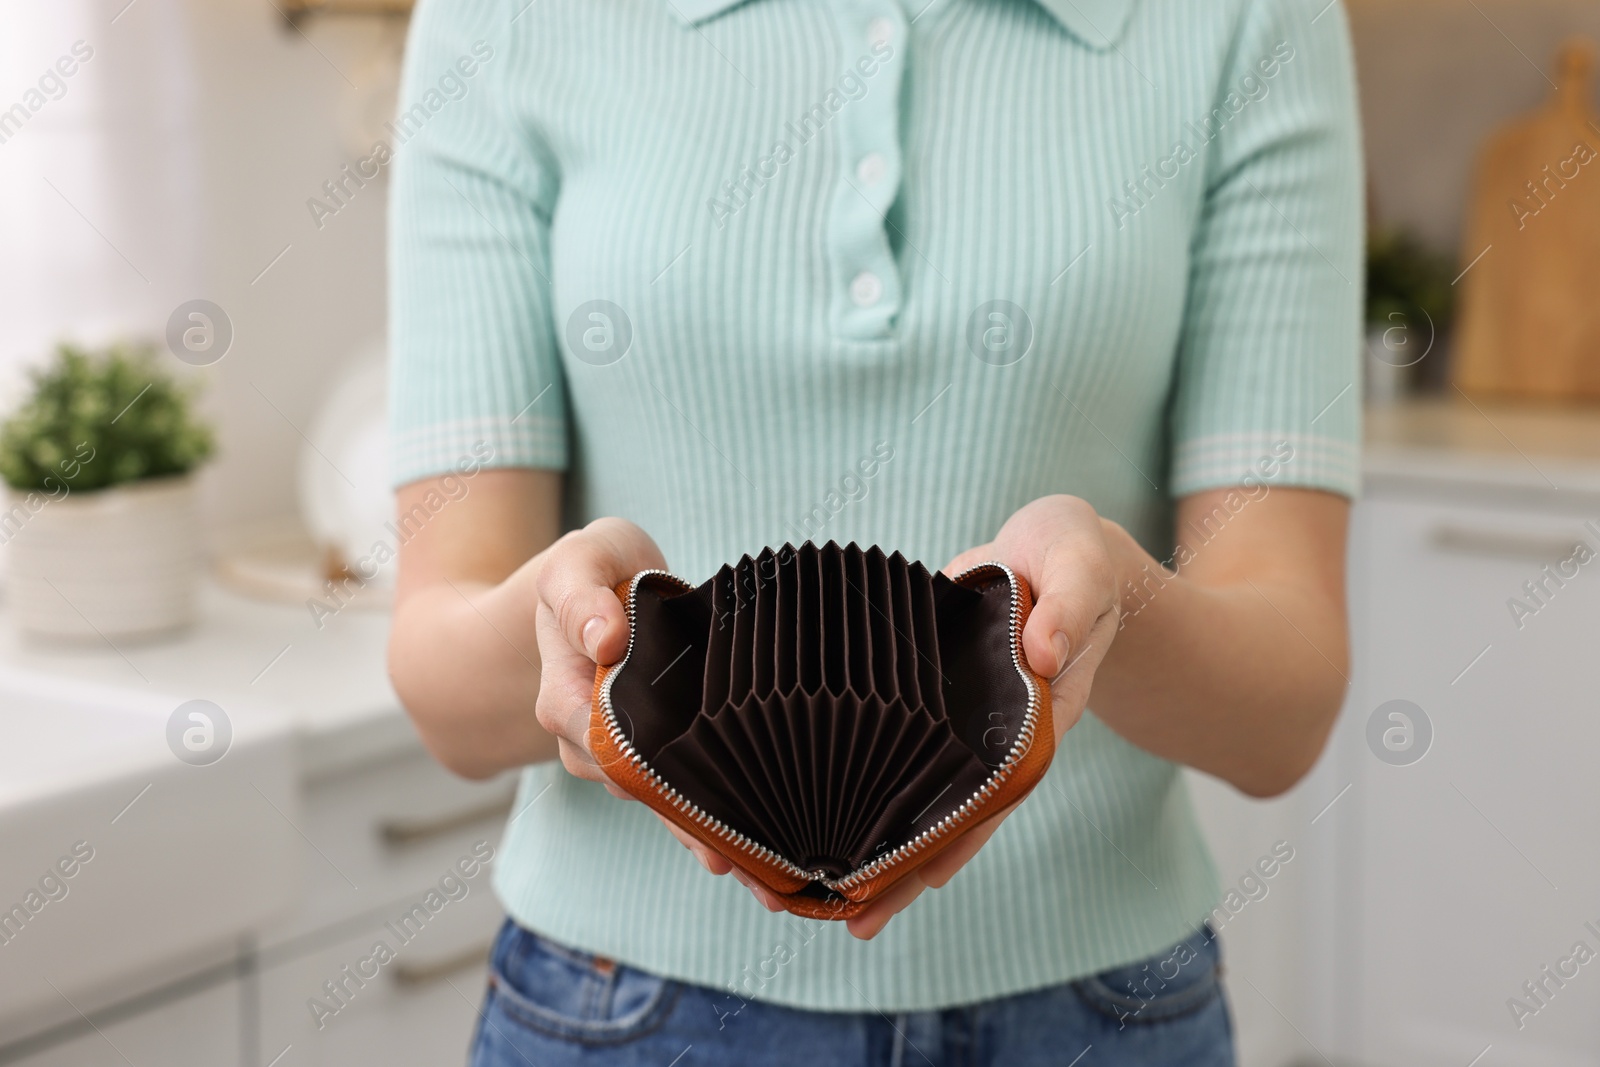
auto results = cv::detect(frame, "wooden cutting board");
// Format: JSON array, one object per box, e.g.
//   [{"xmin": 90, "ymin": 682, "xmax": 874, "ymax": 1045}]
[{"xmin": 1454, "ymin": 39, "xmax": 1600, "ymax": 401}]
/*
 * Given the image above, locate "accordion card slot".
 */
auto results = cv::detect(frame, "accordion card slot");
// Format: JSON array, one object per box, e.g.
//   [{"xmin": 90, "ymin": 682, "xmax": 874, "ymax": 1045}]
[
  {"xmin": 592, "ymin": 542, "xmax": 1054, "ymax": 918},
  {"xmin": 863, "ymin": 546, "xmax": 898, "ymax": 699}
]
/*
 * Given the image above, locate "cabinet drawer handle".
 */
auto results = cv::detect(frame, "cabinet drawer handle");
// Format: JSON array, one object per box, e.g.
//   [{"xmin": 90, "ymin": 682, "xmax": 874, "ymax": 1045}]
[
  {"xmin": 1428, "ymin": 525, "xmax": 1590, "ymax": 562},
  {"xmin": 377, "ymin": 792, "xmax": 514, "ymax": 848},
  {"xmin": 391, "ymin": 940, "xmax": 493, "ymax": 988}
]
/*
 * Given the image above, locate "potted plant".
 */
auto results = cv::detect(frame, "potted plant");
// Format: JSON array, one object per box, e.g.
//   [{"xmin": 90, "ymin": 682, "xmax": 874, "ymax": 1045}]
[
  {"xmin": 0, "ymin": 342, "xmax": 215, "ymax": 641},
  {"xmin": 1365, "ymin": 227, "xmax": 1459, "ymax": 402}
]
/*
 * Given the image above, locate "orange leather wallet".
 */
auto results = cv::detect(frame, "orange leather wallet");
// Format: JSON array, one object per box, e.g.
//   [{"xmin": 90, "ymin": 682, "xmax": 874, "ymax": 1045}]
[{"xmin": 589, "ymin": 541, "xmax": 1054, "ymax": 920}]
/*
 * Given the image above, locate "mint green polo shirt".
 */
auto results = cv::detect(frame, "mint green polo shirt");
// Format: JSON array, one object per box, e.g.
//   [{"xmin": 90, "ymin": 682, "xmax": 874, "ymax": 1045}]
[{"xmin": 388, "ymin": 0, "xmax": 1362, "ymax": 1010}]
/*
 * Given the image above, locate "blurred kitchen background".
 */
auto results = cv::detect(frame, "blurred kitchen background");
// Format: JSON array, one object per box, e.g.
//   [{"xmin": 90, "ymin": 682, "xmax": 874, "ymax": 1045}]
[{"xmin": 4, "ymin": 0, "xmax": 1600, "ymax": 1064}]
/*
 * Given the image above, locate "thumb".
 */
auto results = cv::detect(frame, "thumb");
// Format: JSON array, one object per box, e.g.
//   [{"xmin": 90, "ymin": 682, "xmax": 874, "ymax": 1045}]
[
  {"xmin": 941, "ymin": 542, "xmax": 997, "ymax": 579},
  {"xmin": 536, "ymin": 519, "xmax": 666, "ymax": 664},
  {"xmin": 1019, "ymin": 536, "xmax": 1117, "ymax": 682}
]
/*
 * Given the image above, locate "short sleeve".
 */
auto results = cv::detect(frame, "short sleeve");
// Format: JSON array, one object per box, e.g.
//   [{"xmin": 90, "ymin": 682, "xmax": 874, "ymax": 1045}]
[
  {"xmin": 387, "ymin": 0, "xmax": 568, "ymax": 487},
  {"xmin": 1167, "ymin": 0, "xmax": 1364, "ymax": 499}
]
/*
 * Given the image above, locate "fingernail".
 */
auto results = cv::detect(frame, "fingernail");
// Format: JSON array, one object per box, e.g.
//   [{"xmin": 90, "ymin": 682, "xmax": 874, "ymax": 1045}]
[
  {"xmin": 582, "ymin": 616, "xmax": 606, "ymax": 659},
  {"xmin": 1052, "ymin": 631, "xmax": 1072, "ymax": 675}
]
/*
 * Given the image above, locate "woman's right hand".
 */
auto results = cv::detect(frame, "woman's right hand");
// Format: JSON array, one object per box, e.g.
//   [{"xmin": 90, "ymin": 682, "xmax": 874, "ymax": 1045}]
[
  {"xmin": 529, "ymin": 518, "xmax": 746, "ymax": 884},
  {"xmin": 530, "ymin": 516, "xmax": 668, "ymax": 794}
]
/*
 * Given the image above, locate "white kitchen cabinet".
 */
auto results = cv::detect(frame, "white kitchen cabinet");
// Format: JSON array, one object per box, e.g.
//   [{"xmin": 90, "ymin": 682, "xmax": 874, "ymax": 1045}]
[
  {"xmin": 1333, "ymin": 491, "xmax": 1600, "ymax": 1067},
  {"xmin": 260, "ymin": 749, "xmax": 514, "ymax": 945},
  {"xmin": 0, "ymin": 749, "xmax": 509, "ymax": 1067},
  {"xmin": 256, "ymin": 903, "xmax": 497, "ymax": 1067},
  {"xmin": 7, "ymin": 979, "xmax": 240, "ymax": 1067},
  {"xmin": 0, "ymin": 698, "xmax": 510, "ymax": 1066},
  {"xmin": 253, "ymin": 749, "xmax": 511, "ymax": 1067},
  {"xmin": 0, "ymin": 743, "xmax": 510, "ymax": 1067}
]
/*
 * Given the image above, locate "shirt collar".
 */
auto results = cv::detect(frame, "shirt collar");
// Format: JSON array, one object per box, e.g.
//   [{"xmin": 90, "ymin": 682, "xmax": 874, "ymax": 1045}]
[{"xmin": 670, "ymin": 0, "xmax": 1135, "ymax": 51}]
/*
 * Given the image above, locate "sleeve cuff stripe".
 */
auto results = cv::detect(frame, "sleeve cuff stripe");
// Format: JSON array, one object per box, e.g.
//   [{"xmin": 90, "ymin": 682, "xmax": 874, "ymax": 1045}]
[
  {"xmin": 1170, "ymin": 433, "xmax": 1361, "ymax": 498},
  {"xmin": 390, "ymin": 416, "xmax": 567, "ymax": 486}
]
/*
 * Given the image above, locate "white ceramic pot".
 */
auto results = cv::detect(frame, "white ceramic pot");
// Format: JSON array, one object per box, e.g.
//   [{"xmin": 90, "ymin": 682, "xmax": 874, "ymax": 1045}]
[
  {"xmin": 1363, "ymin": 324, "xmax": 1417, "ymax": 406},
  {"xmin": 3, "ymin": 475, "xmax": 200, "ymax": 641}
]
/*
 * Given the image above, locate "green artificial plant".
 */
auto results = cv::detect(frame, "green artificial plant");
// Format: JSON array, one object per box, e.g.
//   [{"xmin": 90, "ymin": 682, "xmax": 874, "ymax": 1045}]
[
  {"xmin": 1365, "ymin": 227, "xmax": 1458, "ymax": 334},
  {"xmin": 0, "ymin": 342, "xmax": 215, "ymax": 494}
]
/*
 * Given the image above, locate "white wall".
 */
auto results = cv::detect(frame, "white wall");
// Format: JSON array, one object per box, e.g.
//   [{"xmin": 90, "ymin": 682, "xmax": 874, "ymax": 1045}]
[
  {"xmin": 1350, "ymin": 0, "xmax": 1600, "ymax": 250},
  {"xmin": 0, "ymin": 0, "xmax": 398, "ymax": 545},
  {"xmin": 180, "ymin": 3, "xmax": 400, "ymax": 543}
]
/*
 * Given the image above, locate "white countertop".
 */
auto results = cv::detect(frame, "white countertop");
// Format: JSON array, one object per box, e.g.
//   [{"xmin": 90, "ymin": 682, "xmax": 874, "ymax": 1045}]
[
  {"xmin": 1365, "ymin": 396, "xmax": 1600, "ymax": 504},
  {"xmin": 0, "ymin": 581, "xmax": 413, "ymax": 780}
]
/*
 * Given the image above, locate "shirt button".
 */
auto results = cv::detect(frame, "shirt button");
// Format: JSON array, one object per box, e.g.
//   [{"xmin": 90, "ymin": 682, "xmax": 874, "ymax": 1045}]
[
  {"xmin": 856, "ymin": 152, "xmax": 887, "ymax": 186},
  {"xmin": 866, "ymin": 16, "xmax": 894, "ymax": 48},
  {"xmin": 850, "ymin": 271, "xmax": 884, "ymax": 307}
]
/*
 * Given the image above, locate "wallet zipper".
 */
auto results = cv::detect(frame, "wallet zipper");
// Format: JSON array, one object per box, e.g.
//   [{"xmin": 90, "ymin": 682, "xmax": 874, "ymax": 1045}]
[{"xmin": 596, "ymin": 561, "xmax": 1047, "ymax": 894}]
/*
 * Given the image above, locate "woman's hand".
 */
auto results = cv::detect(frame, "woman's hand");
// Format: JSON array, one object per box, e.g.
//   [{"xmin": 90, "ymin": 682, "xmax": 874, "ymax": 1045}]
[
  {"xmin": 844, "ymin": 486, "xmax": 1354, "ymax": 935},
  {"xmin": 844, "ymin": 494, "xmax": 1122, "ymax": 939},
  {"xmin": 530, "ymin": 518, "xmax": 744, "ymax": 880},
  {"xmin": 392, "ymin": 484, "xmax": 748, "ymax": 882},
  {"xmin": 529, "ymin": 517, "xmax": 664, "ymax": 792},
  {"xmin": 943, "ymin": 495, "xmax": 1124, "ymax": 746}
]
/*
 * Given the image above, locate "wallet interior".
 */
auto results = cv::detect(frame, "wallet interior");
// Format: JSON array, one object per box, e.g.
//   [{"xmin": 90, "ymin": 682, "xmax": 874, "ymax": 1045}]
[{"xmin": 603, "ymin": 542, "xmax": 1034, "ymax": 889}]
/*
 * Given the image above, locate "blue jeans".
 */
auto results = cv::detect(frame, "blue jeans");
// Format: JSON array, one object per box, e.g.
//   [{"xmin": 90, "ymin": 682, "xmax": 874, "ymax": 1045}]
[{"xmin": 468, "ymin": 919, "xmax": 1235, "ymax": 1066}]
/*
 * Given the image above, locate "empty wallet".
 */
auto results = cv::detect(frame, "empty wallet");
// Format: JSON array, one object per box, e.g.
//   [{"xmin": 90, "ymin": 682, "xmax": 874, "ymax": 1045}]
[{"xmin": 589, "ymin": 541, "xmax": 1054, "ymax": 919}]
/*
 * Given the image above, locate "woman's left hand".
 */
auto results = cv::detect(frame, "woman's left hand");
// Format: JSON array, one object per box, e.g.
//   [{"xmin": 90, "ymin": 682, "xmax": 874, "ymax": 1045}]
[{"xmin": 843, "ymin": 494, "xmax": 1123, "ymax": 939}]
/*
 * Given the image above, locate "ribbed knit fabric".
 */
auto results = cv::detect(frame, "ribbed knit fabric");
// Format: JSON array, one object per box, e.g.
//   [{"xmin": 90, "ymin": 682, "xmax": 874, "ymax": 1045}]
[{"xmin": 387, "ymin": 0, "xmax": 1363, "ymax": 1011}]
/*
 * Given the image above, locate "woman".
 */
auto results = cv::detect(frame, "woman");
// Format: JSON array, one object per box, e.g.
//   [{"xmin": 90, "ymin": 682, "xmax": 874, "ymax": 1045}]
[{"xmin": 386, "ymin": 0, "xmax": 1361, "ymax": 1060}]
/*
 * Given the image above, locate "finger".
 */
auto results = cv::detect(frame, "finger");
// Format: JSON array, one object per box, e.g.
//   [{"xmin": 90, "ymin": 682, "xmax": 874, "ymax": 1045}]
[
  {"xmin": 1004, "ymin": 526, "xmax": 1117, "ymax": 679},
  {"xmin": 536, "ymin": 519, "xmax": 666, "ymax": 665},
  {"xmin": 1044, "ymin": 608, "xmax": 1120, "ymax": 740},
  {"xmin": 532, "ymin": 581, "xmax": 648, "ymax": 787},
  {"xmin": 941, "ymin": 541, "xmax": 996, "ymax": 578},
  {"xmin": 652, "ymin": 811, "xmax": 734, "ymax": 875},
  {"xmin": 529, "ymin": 519, "xmax": 670, "ymax": 797},
  {"xmin": 534, "ymin": 608, "xmax": 609, "ymax": 746},
  {"xmin": 1024, "ymin": 558, "xmax": 1114, "ymax": 679},
  {"xmin": 846, "ymin": 869, "xmax": 930, "ymax": 940},
  {"xmin": 731, "ymin": 871, "xmax": 784, "ymax": 911},
  {"xmin": 548, "ymin": 712, "xmax": 629, "ymax": 793},
  {"xmin": 914, "ymin": 799, "xmax": 1022, "ymax": 888},
  {"xmin": 556, "ymin": 736, "xmax": 608, "ymax": 783},
  {"xmin": 847, "ymin": 793, "xmax": 1034, "ymax": 939}
]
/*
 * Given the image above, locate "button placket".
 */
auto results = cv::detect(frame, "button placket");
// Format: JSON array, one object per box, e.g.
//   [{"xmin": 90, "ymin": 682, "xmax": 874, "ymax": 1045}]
[{"xmin": 823, "ymin": 0, "xmax": 906, "ymax": 340}]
